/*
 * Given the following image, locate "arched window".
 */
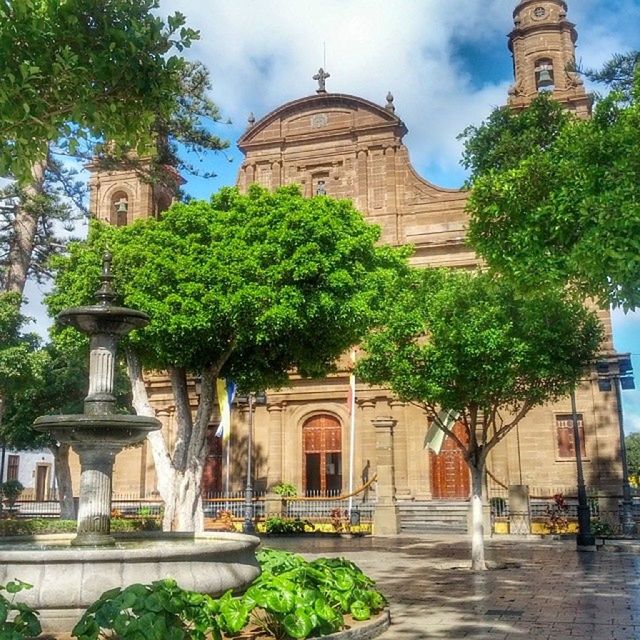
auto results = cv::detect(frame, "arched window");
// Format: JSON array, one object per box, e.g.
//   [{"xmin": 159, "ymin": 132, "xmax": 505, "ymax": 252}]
[
  {"xmin": 111, "ymin": 191, "xmax": 130, "ymax": 227},
  {"xmin": 302, "ymin": 414, "xmax": 342, "ymax": 495},
  {"xmin": 535, "ymin": 58, "xmax": 555, "ymax": 92}
]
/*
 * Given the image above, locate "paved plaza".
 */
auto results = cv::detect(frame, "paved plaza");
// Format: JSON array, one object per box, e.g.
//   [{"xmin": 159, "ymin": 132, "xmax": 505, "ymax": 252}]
[{"xmin": 266, "ymin": 534, "xmax": 640, "ymax": 640}]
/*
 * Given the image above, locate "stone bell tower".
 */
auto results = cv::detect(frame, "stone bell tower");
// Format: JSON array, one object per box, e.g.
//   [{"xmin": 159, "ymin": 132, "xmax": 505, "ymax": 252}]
[
  {"xmin": 508, "ymin": 0, "xmax": 591, "ymax": 117},
  {"xmin": 87, "ymin": 161, "xmax": 183, "ymax": 226}
]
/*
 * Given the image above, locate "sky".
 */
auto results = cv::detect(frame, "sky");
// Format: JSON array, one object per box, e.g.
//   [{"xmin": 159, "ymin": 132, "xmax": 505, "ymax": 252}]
[{"xmin": 23, "ymin": 0, "xmax": 640, "ymax": 429}]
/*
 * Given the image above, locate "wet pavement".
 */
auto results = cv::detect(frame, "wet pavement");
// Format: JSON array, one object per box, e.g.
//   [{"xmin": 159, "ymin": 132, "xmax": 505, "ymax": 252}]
[{"xmin": 263, "ymin": 534, "xmax": 640, "ymax": 639}]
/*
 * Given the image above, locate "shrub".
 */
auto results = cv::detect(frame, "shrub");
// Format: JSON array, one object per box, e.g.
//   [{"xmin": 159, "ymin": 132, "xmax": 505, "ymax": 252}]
[
  {"xmin": 264, "ymin": 516, "xmax": 311, "ymax": 534},
  {"xmin": 591, "ymin": 518, "xmax": 614, "ymax": 537},
  {"xmin": 1, "ymin": 480, "xmax": 24, "ymax": 511},
  {"xmin": 546, "ymin": 493, "xmax": 569, "ymax": 534},
  {"xmin": 272, "ymin": 483, "xmax": 298, "ymax": 498}
]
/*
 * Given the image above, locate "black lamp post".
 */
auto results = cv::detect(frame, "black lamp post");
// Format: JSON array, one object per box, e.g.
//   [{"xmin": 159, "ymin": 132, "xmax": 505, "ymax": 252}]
[
  {"xmin": 236, "ymin": 391, "xmax": 266, "ymax": 534},
  {"xmin": 570, "ymin": 389, "xmax": 595, "ymax": 548},
  {"xmin": 596, "ymin": 356, "xmax": 636, "ymax": 536}
]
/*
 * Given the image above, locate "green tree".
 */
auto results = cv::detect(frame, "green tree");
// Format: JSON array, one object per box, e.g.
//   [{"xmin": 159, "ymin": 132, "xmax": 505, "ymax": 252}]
[
  {"xmin": 463, "ymin": 62, "xmax": 640, "ymax": 310},
  {"xmin": 625, "ymin": 432, "xmax": 640, "ymax": 483},
  {"xmin": 0, "ymin": 1, "xmax": 227, "ymax": 299},
  {"xmin": 0, "ymin": 0, "xmax": 199, "ymax": 183},
  {"xmin": 47, "ymin": 185, "xmax": 408, "ymax": 531},
  {"xmin": 357, "ymin": 268, "xmax": 602, "ymax": 570}
]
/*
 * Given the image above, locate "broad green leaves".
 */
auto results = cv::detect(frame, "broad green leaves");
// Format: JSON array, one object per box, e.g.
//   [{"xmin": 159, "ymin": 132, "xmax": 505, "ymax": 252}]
[
  {"xmin": 71, "ymin": 550, "xmax": 386, "ymax": 640},
  {"xmin": 0, "ymin": 580, "xmax": 42, "ymax": 640}
]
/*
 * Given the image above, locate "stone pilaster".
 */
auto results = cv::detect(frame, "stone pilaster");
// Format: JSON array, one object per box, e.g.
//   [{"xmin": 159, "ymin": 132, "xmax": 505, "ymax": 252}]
[
  {"xmin": 372, "ymin": 416, "xmax": 400, "ymax": 535},
  {"xmin": 266, "ymin": 402, "xmax": 284, "ymax": 489}
]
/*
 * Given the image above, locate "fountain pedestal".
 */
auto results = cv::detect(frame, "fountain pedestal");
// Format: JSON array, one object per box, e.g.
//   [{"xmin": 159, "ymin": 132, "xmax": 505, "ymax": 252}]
[{"xmin": 73, "ymin": 444, "xmax": 119, "ymax": 546}]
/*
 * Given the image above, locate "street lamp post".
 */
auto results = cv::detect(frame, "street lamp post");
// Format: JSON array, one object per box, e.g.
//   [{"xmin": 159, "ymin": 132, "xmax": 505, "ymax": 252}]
[
  {"xmin": 570, "ymin": 389, "xmax": 595, "ymax": 548},
  {"xmin": 237, "ymin": 391, "xmax": 266, "ymax": 534},
  {"xmin": 596, "ymin": 356, "xmax": 636, "ymax": 536}
]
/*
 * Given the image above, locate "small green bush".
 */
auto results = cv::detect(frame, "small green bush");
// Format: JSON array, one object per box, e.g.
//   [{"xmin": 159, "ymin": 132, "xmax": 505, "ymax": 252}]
[
  {"xmin": 272, "ymin": 483, "xmax": 298, "ymax": 498},
  {"xmin": 264, "ymin": 516, "xmax": 311, "ymax": 534},
  {"xmin": 591, "ymin": 518, "xmax": 614, "ymax": 537},
  {"xmin": 1, "ymin": 480, "xmax": 24, "ymax": 511}
]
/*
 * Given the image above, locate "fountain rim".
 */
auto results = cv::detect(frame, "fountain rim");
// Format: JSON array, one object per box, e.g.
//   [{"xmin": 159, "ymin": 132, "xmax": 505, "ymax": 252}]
[
  {"xmin": 0, "ymin": 531, "xmax": 261, "ymax": 562},
  {"xmin": 33, "ymin": 414, "xmax": 161, "ymax": 427}
]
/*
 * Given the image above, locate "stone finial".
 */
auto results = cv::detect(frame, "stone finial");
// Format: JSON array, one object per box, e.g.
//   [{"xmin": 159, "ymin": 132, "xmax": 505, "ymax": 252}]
[
  {"xmin": 313, "ymin": 67, "xmax": 330, "ymax": 93},
  {"xmin": 247, "ymin": 112, "xmax": 256, "ymax": 128},
  {"xmin": 385, "ymin": 91, "xmax": 395, "ymax": 113},
  {"xmin": 95, "ymin": 251, "xmax": 117, "ymax": 306}
]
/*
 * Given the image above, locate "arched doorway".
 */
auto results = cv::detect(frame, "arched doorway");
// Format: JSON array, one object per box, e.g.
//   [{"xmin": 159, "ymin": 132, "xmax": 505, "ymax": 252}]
[
  {"xmin": 303, "ymin": 414, "xmax": 342, "ymax": 495},
  {"xmin": 430, "ymin": 421, "xmax": 470, "ymax": 500}
]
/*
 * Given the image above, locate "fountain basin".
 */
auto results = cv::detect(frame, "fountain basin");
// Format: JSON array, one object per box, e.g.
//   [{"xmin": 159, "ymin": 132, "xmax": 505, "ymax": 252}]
[
  {"xmin": 0, "ymin": 532, "xmax": 261, "ymax": 634},
  {"xmin": 33, "ymin": 414, "xmax": 161, "ymax": 446},
  {"xmin": 58, "ymin": 305, "xmax": 150, "ymax": 335}
]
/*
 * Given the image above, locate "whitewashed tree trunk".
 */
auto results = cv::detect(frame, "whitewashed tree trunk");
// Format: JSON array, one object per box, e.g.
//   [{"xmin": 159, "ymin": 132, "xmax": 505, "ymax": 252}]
[
  {"xmin": 125, "ymin": 349, "xmax": 216, "ymax": 532},
  {"xmin": 126, "ymin": 349, "xmax": 176, "ymax": 530},
  {"xmin": 51, "ymin": 443, "xmax": 75, "ymax": 520},
  {"xmin": 470, "ymin": 463, "xmax": 486, "ymax": 571}
]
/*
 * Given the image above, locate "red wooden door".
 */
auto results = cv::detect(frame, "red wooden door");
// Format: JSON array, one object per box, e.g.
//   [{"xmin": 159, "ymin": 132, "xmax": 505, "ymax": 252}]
[
  {"xmin": 202, "ymin": 427, "xmax": 223, "ymax": 494},
  {"xmin": 430, "ymin": 421, "xmax": 470, "ymax": 500},
  {"xmin": 303, "ymin": 414, "xmax": 342, "ymax": 495}
]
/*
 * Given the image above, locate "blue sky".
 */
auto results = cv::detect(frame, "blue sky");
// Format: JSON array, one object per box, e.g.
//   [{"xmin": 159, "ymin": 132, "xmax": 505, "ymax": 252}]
[{"xmin": 24, "ymin": 0, "xmax": 640, "ymax": 428}]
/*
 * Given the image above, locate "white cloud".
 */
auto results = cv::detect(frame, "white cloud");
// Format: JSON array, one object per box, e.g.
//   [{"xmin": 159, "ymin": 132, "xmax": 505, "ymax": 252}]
[{"xmin": 161, "ymin": 0, "xmax": 517, "ymax": 184}]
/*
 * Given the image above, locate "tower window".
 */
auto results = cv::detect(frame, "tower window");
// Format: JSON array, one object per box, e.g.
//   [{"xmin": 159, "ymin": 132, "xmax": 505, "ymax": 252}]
[{"xmin": 535, "ymin": 59, "xmax": 555, "ymax": 92}]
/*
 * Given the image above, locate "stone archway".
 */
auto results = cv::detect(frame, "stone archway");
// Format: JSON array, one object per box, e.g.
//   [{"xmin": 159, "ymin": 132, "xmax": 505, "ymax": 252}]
[{"xmin": 302, "ymin": 414, "xmax": 342, "ymax": 495}]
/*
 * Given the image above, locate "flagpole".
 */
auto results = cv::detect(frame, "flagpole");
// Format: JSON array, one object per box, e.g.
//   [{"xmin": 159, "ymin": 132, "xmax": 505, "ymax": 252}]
[{"xmin": 348, "ymin": 350, "xmax": 357, "ymax": 515}]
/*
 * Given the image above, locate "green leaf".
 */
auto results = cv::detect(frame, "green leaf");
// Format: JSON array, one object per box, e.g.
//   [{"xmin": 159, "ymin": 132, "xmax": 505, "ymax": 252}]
[
  {"xmin": 350, "ymin": 600, "xmax": 371, "ymax": 621},
  {"xmin": 282, "ymin": 609, "xmax": 314, "ymax": 639}
]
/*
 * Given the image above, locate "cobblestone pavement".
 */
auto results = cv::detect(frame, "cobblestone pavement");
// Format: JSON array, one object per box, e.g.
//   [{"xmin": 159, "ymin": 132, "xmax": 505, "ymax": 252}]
[{"xmin": 264, "ymin": 534, "xmax": 640, "ymax": 640}]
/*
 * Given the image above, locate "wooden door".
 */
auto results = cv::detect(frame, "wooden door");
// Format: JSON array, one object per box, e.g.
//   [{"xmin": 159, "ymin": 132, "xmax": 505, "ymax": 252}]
[
  {"xmin": 35, "ymin": 465, "xmax": 48, "ymax": 501},
  {"xmin": 303, "ymin": 414, "xmax": 342, "ymax": 495},
  {"xmin": 430, "ymin": 421, "xmax": 470, "ymax": 500},
  {"xmin": 202, "ymin": 427, "xmax": 223, "ymax": 494}
]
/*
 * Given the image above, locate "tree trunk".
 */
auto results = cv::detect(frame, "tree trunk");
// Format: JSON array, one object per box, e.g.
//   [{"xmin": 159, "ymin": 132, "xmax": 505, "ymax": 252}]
[
  {"xmin": 51, "ymin": 443, "xmax": 75, "ymax": 520},
  {"xmin": 470, "ymin": 462, "xmax": 487, "ymax": 571},
  {"xmin": 125, "ymin": 348, "xmax": 176, "ymax": 530},
  {"xmin": 165, "ymin": 463, "xmax": 206, "ymax": 532},
  {"xmin": 125, "ymin": 350, "xmax": 215, "ymax": 533},
  {"xmin": 4, "ymin": 157, "xmax": 48, "ymax": 295}
]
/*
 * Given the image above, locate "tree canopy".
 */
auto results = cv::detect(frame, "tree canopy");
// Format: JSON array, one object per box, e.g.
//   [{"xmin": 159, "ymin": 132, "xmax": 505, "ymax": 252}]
[
  {"xmin": 463, "ymin": 62, "xmax": 640, "ymax": 310},
  {"xmin": 357, "ymin": 267, "xmax": 602, "ymax": 568},
  {"xmin": 0, "ymin": 0, "xmax": 200, "ymax": 183}
]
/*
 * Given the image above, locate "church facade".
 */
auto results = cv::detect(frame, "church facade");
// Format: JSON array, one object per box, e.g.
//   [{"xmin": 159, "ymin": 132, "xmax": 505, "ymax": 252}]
[{"xmin": 86, "ymin": 0, "xmax": 626, "ymax": 507}]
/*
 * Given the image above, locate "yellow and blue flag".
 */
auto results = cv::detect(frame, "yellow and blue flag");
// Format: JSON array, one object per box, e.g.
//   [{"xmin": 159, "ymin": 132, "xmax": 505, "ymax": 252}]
[{"xmin": 215, "ymin": 378, "xmax": 237, "ymax": 441}]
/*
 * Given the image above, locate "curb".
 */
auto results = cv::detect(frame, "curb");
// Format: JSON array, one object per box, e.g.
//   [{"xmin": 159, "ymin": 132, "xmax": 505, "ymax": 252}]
[{"xmin": 325, "ymin": 610, "xmax": 391, "ymax": 640}]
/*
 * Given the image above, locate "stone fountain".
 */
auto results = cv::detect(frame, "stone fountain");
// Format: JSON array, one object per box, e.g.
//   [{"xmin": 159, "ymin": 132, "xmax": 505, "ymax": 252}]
[{"xmin": 0, "ymin": 253, "xmax": 260, "ymax": 634}]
